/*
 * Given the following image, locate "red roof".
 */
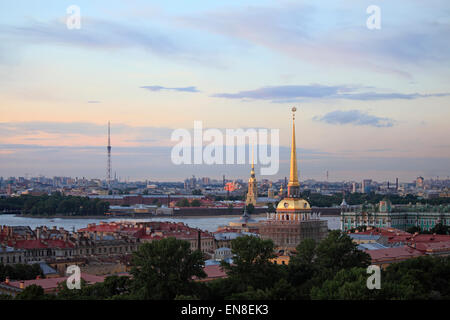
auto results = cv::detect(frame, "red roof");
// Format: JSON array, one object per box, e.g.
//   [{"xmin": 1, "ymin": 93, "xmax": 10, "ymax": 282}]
[
  {"xmin": 9, "ymin": 239, "xmax": 75, "ymax": 249},
  {"xmin": 193, "ymin": 265, "xmax": 227, "ymax": 281},
  {"xmin": 355, "ymin": 228, "xmax": 450, "ymax": 245},
  {"xmin": 356, "ymin": 227, "xmax": 410, "ymax": 237},
  {"xmin": 8, "ymin": 240, "xmax": 47, "ymax": 249},
  {"xmin": 366, "ymin": 246, "xmax": 424, "ymax": 263},
  {"xmin": 3, "ymin": 273, "xmax": 105, "ymax": 291},
  {"xmin": 415, "ymin": 241, "xmax": 450, "ymax": 253}
]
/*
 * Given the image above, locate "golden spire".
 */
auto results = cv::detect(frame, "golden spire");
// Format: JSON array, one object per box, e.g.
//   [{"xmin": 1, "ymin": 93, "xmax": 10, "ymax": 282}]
[
  {"xmin": 288, "ymin": 107, "xmax": 299, "ymax": 188},
  {"xmin": 250, "ymin": 143, "xmax": 255, "ymax": 178}
]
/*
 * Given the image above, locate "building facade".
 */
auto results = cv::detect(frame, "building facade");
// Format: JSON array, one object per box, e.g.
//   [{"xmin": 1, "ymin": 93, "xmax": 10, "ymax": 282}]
[{"xmin": 341, "ymin": 200, "xmax": 450, "ymax": 232}]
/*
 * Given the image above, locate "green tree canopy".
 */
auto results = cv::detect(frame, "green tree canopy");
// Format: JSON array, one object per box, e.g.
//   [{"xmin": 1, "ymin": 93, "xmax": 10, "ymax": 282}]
[
  {"xmin": 223, "ymin": 235, "xmax": 282, "ymax": 291},
  {"xmin": 15, "ymin": 284, "xmax": 47, "ymax": 300},
  {"xmin": 315, "ymin": 230, "xmax": 371, "ymax": 276},
  {"xmin": 190, "ymin": 199, "xmax": 201, "ymax": 207},
  {"xmin": 175, "ymin": 199, "xmax": 190, "ymax": 207},
  {"xmin": 130, "ymin": 237, "xmax": 206, "ymax": 299}
]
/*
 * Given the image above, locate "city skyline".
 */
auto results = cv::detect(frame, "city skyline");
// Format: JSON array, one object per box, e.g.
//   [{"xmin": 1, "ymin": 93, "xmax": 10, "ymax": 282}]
[{"xmin": 1, "ymin": 0, "xmax": 449, "ymax": 181}]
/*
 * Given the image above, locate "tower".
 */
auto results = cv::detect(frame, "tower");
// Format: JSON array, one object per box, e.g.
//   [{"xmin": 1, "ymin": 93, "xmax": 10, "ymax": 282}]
[
  {"xmin": 260, "ymin": 107, "xmax": 328, "ymax": 249},
  {"xmin": 107, "ymin": 121, "xmax": 112, "ymax": 188},
  {"xmin": 287, "ymin": 107, "xmax": 300, "ymax": 198},
  {"xmin": 275, "ymin": 107, "xmax": 312, "ymax": 218},
  {"xmin": 246, "ymin": 145, "xmax": 257, "ymax": 206}
]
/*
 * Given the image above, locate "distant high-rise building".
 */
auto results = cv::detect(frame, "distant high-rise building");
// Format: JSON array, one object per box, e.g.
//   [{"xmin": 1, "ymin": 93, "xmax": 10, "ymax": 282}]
[
  {"xmin": 352, "ymin": 182, "xmax": 357, "ymax": 193},
  {"xmin": 396, "ymin": 177, "xmax": 399, "ymax": 190},
  {"xmin": 362, "ymin": 179, "xmax": 372, "ymax": 193}
]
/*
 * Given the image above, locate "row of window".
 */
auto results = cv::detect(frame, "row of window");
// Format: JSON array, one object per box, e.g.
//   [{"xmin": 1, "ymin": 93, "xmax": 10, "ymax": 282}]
[{"xmin": 0, "ymin": 255, "xmax": 22, "ymax": 264}]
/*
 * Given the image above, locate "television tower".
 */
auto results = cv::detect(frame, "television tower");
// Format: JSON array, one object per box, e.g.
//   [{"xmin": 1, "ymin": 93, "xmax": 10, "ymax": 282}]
[{"xmin": 107, "ymin": 121, "xmax": 112, "ymax": 188}]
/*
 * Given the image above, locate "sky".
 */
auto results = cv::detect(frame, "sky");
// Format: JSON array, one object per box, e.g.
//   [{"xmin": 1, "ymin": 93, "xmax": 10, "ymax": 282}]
[{"xmin": 0, "ymin": 0, "xmax": 449, "ymax": 182}]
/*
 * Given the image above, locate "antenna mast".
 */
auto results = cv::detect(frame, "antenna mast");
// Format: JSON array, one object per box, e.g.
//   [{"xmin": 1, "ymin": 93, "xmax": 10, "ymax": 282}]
[{"xmin": 107, "ymin": 121, "xmax": 112, "ymax": 188}]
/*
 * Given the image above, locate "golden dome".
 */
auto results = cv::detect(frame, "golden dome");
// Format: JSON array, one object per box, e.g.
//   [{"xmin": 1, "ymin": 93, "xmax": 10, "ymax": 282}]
[{"xmin": 276, "ymin": 198, "xmax": 311, "ymax": 210}]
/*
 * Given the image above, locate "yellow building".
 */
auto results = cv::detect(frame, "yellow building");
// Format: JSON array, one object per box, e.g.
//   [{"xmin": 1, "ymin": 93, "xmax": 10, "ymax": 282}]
[{"xmin": 271, "ymin": 255, "xmax": 291, "ymax": 265}]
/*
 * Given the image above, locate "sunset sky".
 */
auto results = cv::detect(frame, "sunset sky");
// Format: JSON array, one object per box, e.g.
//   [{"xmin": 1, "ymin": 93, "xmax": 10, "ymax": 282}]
[{"xmin": 1, "ymin": 0, "xmax": 449, "ymax": 182}]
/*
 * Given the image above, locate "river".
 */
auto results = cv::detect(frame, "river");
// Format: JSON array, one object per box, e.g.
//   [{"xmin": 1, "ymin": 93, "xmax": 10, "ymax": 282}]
[{"xmin": 0, "ymin": 214, "xmax": 341, "ymax": 232}]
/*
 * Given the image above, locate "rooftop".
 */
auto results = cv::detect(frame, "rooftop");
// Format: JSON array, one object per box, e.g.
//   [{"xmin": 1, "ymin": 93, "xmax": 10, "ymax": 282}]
[{"xmin": 366, "ymin": 246, "xmax": 424, "ymax": 262}]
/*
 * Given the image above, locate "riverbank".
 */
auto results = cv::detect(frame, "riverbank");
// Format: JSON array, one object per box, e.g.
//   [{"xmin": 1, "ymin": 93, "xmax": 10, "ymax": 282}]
[
  {"xmin": 10, "ymin": 213, "xmax": 269, "ymax": 219},
  {"xmin": 12, "ymin": 214, "xmax": 112, "ymax": 219}
]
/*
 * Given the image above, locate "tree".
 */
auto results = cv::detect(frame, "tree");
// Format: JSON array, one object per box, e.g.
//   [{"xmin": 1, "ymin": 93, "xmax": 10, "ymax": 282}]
[
  {"xmin": 406, "ymin": 226, "xmax": 421, "ymax": 234},
  {"xmin": 314, "ymin": 230, "xmax": 371, "ymax": 276},
  {"xmin": 430, "ymin": 223, "xmax": 450, "ymax": 235},
  {"xmin": 245, "ymin": 204, "xmax": 255, "ymax": 214},
  {"xmin": 130, "ymin": 237, "xmax": 206, "ymax": 299},
  {"xmin": 222, "ymin": 235, "xmax": 282, "ymax": 291},
  {"xmin": 267, "ymin": 203, "xmax": 276, "ymax": 213},
  {"xmin": 380, "ymin": 255, "xmax": 450, "ymax": 299},
  {"xmin": 190, "ymin": 199, "xmax": 201, "ymax": 207},
  {"xmin": 0, "ymin": 263, "xmax": 43, "ymax": 282},
  {"xmin": 176, "ymin": 199, "xmax": 190, "ymax": 207},
  {"xmin": 288, "ymin": 239, "xmax": 319, "ymax": 298},
  {"xmin": 15, "ymin": 284, "xmax": 47, "ymax": 300},
  {"xmin": 310, "ymin": 267, "xmax": 377, "ymax": 300}
]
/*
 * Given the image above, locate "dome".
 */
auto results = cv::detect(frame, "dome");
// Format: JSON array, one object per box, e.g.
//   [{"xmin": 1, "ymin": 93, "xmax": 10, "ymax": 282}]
[{"xmin": 276, "ymin": 198, "xmax": 311, "ymax": 210}]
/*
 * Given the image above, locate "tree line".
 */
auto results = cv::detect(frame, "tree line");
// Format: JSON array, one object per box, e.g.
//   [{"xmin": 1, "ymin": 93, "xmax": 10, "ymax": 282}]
[{"xmin": 0, "ymin": 192, "xmax": 109, "ymax": 216}]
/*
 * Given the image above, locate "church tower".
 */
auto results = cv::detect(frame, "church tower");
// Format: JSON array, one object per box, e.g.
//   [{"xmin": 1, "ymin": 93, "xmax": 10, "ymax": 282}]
[{"xmin": 246, "ymin": 145, "xmax": 257, "ymax": 206}]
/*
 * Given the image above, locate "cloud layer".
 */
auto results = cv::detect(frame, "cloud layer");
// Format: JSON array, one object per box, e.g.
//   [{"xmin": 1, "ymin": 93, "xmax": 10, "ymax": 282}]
[
  {"xmin": 140, "ymin": 85, "xmax": 199, "ymax": 93},
  {"xmin": 180, "ymin": 1, "xmax": 450, "ymax": 77},
  {"xmin": 313, "ymin": 110, "xmax": 395, "ymax": 128},
  {"xmin": 212, "ymin": 84, "xmax": 449, "ymax": 102}
]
